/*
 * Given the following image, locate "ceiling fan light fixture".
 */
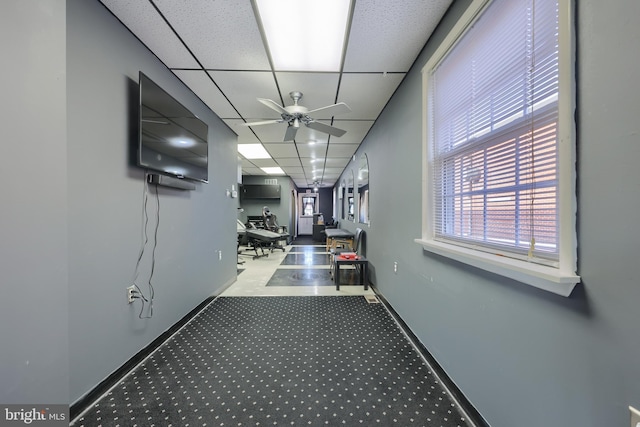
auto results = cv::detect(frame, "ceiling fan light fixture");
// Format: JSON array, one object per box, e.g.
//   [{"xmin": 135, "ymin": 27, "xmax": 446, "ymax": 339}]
[{"xmin": 255, "ymin": 0, "xmax": 351, "ymax": 72}]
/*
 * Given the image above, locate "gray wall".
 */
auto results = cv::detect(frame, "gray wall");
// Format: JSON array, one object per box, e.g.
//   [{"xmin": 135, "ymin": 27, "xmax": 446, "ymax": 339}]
[
  {"xmin": 0, "ymin": 0, "xmax": 69, "ymax": 404},
  {"xmin": 336, "ymin": 0, "xmax": 640, "ymax": 426},
  {"xmin": 66, "ymin": 0, "xmax": 238, "ymax": 404}
]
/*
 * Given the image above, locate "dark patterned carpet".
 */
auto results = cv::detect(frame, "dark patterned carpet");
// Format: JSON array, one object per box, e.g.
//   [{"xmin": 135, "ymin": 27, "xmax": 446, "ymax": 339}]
[{"xmin": 72, "ymin": 296, "xmax": 473, "ymax": 427}]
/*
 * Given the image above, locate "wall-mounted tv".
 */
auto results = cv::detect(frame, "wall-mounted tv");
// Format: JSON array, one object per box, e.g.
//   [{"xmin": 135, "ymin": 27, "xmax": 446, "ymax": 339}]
[{"xmin": 138, "ymin": 71, "xmax": 208, "ymax": 183}]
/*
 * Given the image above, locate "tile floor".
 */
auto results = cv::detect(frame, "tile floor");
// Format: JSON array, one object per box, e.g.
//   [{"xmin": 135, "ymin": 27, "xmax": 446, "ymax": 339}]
[{"xmin": 227, "ymin": 241, "xmax": 375, "ymax": 297}]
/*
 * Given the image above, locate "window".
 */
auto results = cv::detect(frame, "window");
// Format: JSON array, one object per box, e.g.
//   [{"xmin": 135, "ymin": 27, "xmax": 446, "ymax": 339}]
[
  {"xmin": 302, "ymin": 196, "xmax": 317, "ymax": 216},
  {"xmin": 416, "ymin": 0, "xmax": 579, "ymax": 296}
]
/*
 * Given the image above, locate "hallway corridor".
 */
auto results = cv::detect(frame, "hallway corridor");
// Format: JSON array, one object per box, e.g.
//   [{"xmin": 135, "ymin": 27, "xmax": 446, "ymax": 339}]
[{"xmin": 71, "ymin": 239, "xmax": 476, "ymax": 427}]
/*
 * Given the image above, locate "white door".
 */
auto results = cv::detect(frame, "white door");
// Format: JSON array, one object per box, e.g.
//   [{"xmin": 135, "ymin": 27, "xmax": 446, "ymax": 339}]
[{"xmin": 298, "ymin": 193, "xmax": 318, "ymax": 235}]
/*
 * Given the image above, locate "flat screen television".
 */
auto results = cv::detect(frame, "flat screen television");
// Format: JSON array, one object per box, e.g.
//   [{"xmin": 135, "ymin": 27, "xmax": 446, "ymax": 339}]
[{"xmin": 138, "ymin": 71, "xmax": 208, "ymax": 183}]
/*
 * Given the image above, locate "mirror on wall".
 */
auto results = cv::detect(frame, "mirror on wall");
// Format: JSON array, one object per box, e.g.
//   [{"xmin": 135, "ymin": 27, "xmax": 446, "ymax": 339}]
[
  {"xmin": 358, "ymin": 154, "xmax": 369, "ymax": 224},
  {"xmin": 346, "ymin": 170, "xmax": 355, "ymax": 222},
  {"xmin": 340, "ymin": 179, "xmax": 347, "ymax": 221}
]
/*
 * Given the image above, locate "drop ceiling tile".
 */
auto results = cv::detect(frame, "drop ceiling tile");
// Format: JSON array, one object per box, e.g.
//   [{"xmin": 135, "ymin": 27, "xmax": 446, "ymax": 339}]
[
  {"xmin": 287, "ymin": 173, "xmax": 307, "ymax": 179},
  {"xmin": 263, "ymin": 143, "xmax": 299, "ymax": 158},
  {"xmin": 274, "ymin": 73, "xmax": 342, "ymax": 119},
  {"xmin": 327, "ymin": 144, "xmax": 360, "ymax": 158},
  {"xmin": 250, "ymin": 125, "xmax": 291, "ymax": 143},
  {"xmin": 208, "ymin": 71, "xmax": 279, "ymax": 118},
  {"xmin": 153, "ymin": 0, "xmax": 270, "ymax": 70},
  {"xmin": 330, "ymin": 120, "xmax": 375, "ymax": 144},
  {"xmin": 242, "ymin": 167, "xmax": 264, "ymax": 175},
  {"xmin": 297, "ymin": 143, "xmax": 329, "ymax": 159},
  {"xmin": 299, "ymin": 158, "xmax": 324, "ymax": 168},
  {"xmin": 323, "ymin": 168, "xmax": 347, "ymax": 174},
  {"xmin": 276, "ymin": 158, "xmax": 303, "ymax": 167},
  {"xmin": 343, "ymin": 0, "xmax": 452, "ymax": 72},
  {"xmin": 249, "ymin": 122, "xmax": 333, "ymax": 144},
  {"xmin": 293, "ymin": 125, "xmax": 331, "ymax": 144},
  {"xmin": 338, "ymin": 73, "xmax": 405, "ymax": 120},
  {"xmin": 324, "ymin": 157, "xmax": 351, "ymax": 168},
  {"xmin": 248, "ymin": 159, "xmax": 279, "ymax": 168},
  {"xmin": 281, "ymin": 166, "xmax": 304, "ymax": 175},
  {"xmin": 223, "ymin": 119, "xmax": 260, "ymax": 142},
  {"xmin": 170, "ymin": 70, "xmax": 240, "ymax": 119},
  {"xmin": 100, "ymin": 0, "xmax": 199, "ymax": 69}
]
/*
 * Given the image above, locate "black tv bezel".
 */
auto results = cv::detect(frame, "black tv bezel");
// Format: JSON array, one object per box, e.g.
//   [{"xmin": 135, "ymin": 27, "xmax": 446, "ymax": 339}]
[{"xmin": 138, "ymin": 71, "xmax": 209, "ymax": 183}]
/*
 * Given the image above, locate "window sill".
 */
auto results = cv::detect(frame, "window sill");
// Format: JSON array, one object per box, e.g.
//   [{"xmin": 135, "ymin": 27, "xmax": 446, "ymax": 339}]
[{"xmin": 414, "ymin": 238, "xmax": 580, "ymax": 297}]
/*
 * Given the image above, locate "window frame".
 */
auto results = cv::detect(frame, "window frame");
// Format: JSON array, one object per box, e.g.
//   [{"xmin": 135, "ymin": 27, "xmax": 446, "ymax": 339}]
[{"xmin": 415, "ymin": 0, "xmax": 580, "ymax": 296}]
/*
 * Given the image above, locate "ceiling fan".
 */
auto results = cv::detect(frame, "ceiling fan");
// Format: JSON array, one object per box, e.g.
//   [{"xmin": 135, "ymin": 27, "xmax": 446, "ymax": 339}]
[{"xmin": 242, "ymin": 91, "xmax": 351, "ymax": 142}]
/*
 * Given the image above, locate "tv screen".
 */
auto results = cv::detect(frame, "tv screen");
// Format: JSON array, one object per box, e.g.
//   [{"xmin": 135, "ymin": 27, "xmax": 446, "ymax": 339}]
[{"xmin": 138, "ymin": 72, "xmax": 208, "ymax": 182}]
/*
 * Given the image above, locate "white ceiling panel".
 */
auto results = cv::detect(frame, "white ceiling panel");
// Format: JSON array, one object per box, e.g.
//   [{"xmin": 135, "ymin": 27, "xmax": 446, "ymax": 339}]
[
  {"xmin": 223, "ymin": 119, "xmax": 259, "ymax": 143},
  {"xmin": 297, "ymin": 143, "xmax": 329, "ymax": 159},
  {"xmin": 275, "ymin": 158, "xmax": 304, "ymax": 167},
  {"xmin": 292, "ymin": 124, "xmax": 332, "ymax": 145},
  {"xmin": 250, "ymin": 125, "xmax": 293, "ymax": 143},
  {"xmin": 274, "ymin": 73, "xmax": 342, "ymax": 119},
  {"xmin": 281, "ymin": 166, "xmax": 304, "ymax": 175},
  {"xmin": 100, "ymin": 0, "xmax": 200, "ymax": 69},
  {"xmin": 300, "ymin": 158, "xmax": 325, "ymax": 168},
  {"xmin": 330, "ymin": 120, "xmax": 375, "ymax": 144},
  {"xmin": 248, "ymin": 159, "xmax": 279, "ymax": 168},
  {"xmin": 338, "ymin": 73, "xmax": 405, "ymax": 120},
  {"xmin": 207, "ymin": 71, "xmax": 279, "ymax": 119},
  {"xmin": 324, "ymin": 157, "xmax": 351, "ymax": 168},
  {"xmin": 263, "ymin": 143, "xmax": 299, "ymax": 158},
  {"xmin": 154, "ymin": 0, "xmax": 270, "ymax": 70},
  {"xmin": 172, "ymin": 70, "xmax": 240, "ymax": 119},
  {"xmin": 323, "ymin": 168, "xmax": 348, "ymax": 174},
  {"xmin": 327, "ymin": 144, "xmax": 360, "ymax": 158},
  {"xmin": 344, "ymin": 0, "xmax": 453, "ymax": 72},
  {"xmin": 242, "ymin": 167, "xmax": 264, "ymax": 175}
]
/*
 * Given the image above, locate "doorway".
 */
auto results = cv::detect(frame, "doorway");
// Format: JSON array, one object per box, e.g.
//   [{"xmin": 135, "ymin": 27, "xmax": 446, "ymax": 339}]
[{"xmin": 297, "ymin": 193, "xmax": 319, "ymax": 235}]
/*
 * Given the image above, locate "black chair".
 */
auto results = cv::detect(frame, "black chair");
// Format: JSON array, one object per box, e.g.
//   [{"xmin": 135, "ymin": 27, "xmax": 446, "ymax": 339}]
[{"xmin": 262, "ymin": 206, "xmax": 289, "ymax": 251}]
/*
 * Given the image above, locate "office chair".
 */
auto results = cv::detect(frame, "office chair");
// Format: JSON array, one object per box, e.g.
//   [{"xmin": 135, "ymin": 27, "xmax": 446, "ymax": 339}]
[{"xmin": 262, "ymin": 206, "xmax": 289, "ymax": 251}]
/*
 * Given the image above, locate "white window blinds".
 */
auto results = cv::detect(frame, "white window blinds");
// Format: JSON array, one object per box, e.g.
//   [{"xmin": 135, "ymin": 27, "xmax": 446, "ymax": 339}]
[{"xmin": 429, "ymin": 0, "xmax": 560, "ymax": 264}]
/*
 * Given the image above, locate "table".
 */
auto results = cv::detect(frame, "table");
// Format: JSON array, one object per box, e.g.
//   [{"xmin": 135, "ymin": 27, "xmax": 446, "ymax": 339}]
[
  {"xmin": 324, "ymin": 228, "xmax": 354, "ymax": 252},
  {"xmin": 334, "ymin": 255, "xmax": 369, "ymax": 291}
]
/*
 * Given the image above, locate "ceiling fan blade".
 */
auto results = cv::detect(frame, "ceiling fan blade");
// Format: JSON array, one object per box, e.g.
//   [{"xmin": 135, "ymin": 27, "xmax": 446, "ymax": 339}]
[
  {"xmin": 241, "ymin": 119, "xmax": 282, "ymax": 127},
  {"xmin": 306, "ymin": 102, "xmax": 351, "ymax": 117},
  {"xmin": 284, "ymin": 125, "xmax": 298, "ymax": 141},
  {"xmin": 258, "ymin": 98, "xmax": 288, "ymax": 115},
  {"xmin": 306, "ymin": 121, "xmax": 347, "ymax": 138}
]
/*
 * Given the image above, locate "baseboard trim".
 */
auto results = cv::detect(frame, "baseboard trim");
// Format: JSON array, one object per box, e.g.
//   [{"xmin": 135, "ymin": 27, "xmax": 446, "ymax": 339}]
[
  {"xmin": 70, "ymin": 296, "xmax": 216, "ymax": 421},
  {"xmin": 372, "ymin": 286, "xmax": 490, "ymax": 427}
]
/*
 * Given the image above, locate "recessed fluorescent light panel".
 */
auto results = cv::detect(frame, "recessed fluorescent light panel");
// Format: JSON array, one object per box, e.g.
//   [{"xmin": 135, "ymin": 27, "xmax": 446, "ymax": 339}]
[
  {"xmin": 238, "ymin": 144, "xmax": 272, "ymax": 159},
  {"xmin": 261, "ymin": 167, "xmax": 285, "ymax": 175},
  {"xmin": 255, "ymin": 0, "xmax": 351, "ymax": 72}
]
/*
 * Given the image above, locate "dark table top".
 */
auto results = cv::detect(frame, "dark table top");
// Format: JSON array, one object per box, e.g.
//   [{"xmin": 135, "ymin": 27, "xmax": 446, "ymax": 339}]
[{"xmin": 324, "ymin": 228, "xmax": 355, "ymax": 238}]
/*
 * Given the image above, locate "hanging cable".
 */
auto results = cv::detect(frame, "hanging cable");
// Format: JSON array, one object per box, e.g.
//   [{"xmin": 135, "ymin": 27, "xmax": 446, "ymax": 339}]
[{"xmin": 130, "ymin": 172, "xmax": 157, "ymax": 319}]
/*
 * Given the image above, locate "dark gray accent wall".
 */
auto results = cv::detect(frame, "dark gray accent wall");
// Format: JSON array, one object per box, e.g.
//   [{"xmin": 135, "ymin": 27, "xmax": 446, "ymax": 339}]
[
  {"xmin": 0, "ymin": 0, "xmax": 69, "ymax": 404},
  {"xmin": 66, "ymin": 0, "xmax": 238, "ymax": 404},
  {"xmin": 336, "ymin": 0, "xmax": 640, "ymax": 426},
  {"xmin": 239, "ymin": 175, "xmax": 295, "ymax": 233}
]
